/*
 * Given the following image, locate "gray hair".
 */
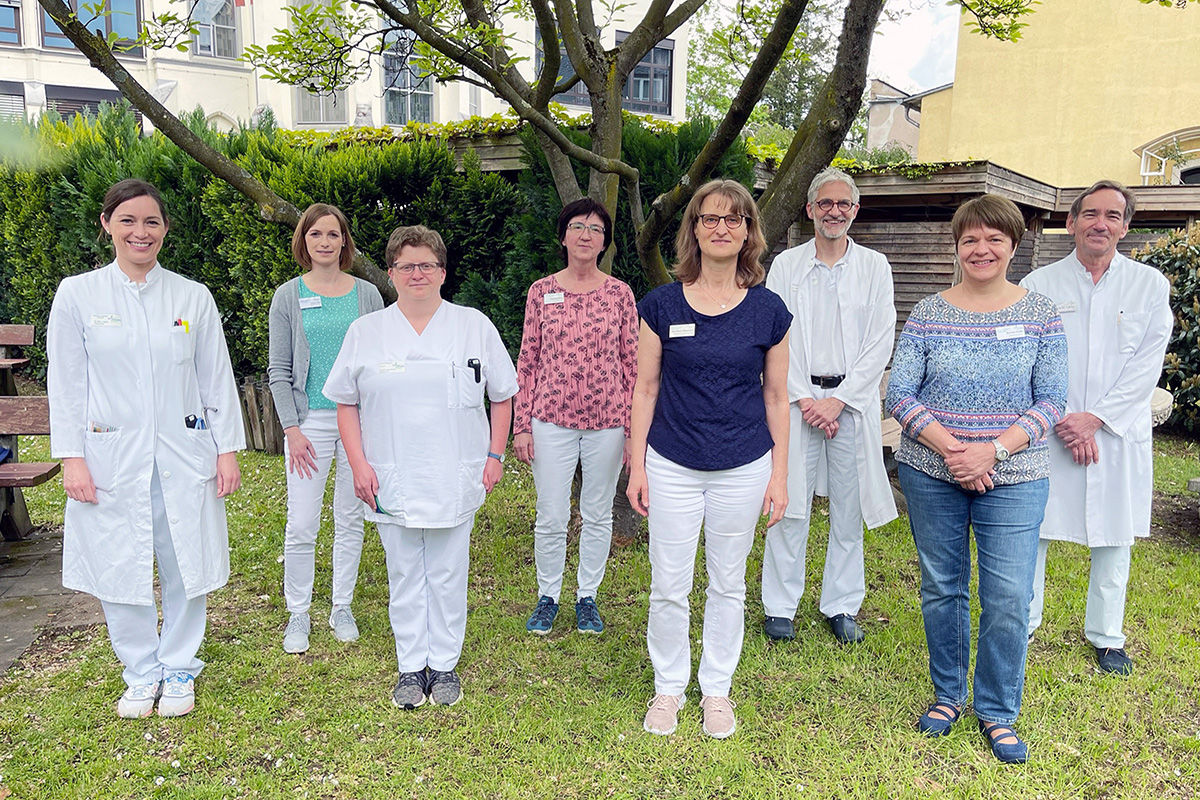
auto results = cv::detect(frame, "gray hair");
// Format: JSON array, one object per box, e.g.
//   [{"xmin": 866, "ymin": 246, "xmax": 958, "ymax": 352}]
[
  {"xmin": 1069, "ymin": 180, "xmax": 1136, "ymax": 226},
  {"xmin": 807, "ymin": 166, "xmax": 860, "ymax": 205}
]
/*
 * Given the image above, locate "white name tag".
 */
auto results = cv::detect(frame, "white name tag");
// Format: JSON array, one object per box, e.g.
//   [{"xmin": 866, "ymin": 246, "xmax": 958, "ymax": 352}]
[
  {"xmin": 1057, "ymin": 301, "xmax": 1077, "ymax": 314},
  {"xmin": 543, "ymin": 292, "xmax": 565, "ymax": 305},
  {"xmin": 299, "ymin": 296, "xmax": 323, "ymax": 309},
  {"xmin": 378, "ymin": 361, "xmax": 405, "ymax": 373},
  {"xmin": 996, "ymin": 324, "xmax": 1025, "ymax": 341},
  {"xmin": 669, "ymin": 323, "xmax": 696, "ymax": 338},
  {"xmin": 90, "ymin": 314, "xmax": 121, "ymax": 327}
]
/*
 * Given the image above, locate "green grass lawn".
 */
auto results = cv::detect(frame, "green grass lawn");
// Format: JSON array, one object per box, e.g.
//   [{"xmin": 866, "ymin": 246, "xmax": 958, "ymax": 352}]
[{"xmin": 2, "ymin": 434, "xmax": 1199, "ymax": 799}]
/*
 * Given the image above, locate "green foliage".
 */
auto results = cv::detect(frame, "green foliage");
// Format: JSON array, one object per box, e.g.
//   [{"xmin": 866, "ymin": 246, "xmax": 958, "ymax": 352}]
[{"xmin": 1134, "ymin": 224, "xmax": 1200, "ymax": 430}]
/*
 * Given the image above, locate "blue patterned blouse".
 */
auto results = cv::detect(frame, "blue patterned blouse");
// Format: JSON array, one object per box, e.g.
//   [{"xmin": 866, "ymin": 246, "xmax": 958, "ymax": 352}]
[{"xmin": 885, "ymin": 291, "xmax": 1068, "ymax": 485}]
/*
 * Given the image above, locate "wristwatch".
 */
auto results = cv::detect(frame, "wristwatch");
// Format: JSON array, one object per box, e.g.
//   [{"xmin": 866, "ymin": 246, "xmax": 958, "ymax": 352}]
[
  {"xmin": 993, "ymin": 441, "xmax": 1010, "ymax": 463},
  {"xmin": 488, "ymin": 451, "xmax": 506, "ymax": 464}
]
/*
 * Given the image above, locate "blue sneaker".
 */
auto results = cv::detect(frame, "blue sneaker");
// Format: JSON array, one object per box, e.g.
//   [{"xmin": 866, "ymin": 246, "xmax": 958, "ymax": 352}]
[
  {"xmin": 526, "ymin": 596, "xmax": 559, "ymax": 635},
  {"xmin": 575, "ymin": 596, "xmax": 604, "ymax": 634}
]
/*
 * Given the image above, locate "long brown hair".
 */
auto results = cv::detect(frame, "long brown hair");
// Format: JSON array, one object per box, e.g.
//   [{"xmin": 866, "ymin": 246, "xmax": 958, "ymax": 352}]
[
  {"xmin": 291, "ymin": 203, "xmax": 356, "ymax": 272},
  {"xmin": 673, "ymin": 180, "xmax": 766, "ymax": 288}
]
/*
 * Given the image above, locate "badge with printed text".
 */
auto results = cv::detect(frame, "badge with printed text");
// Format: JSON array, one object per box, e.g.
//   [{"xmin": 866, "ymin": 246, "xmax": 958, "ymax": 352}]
[
  {"xmin": 378, "ymin": 361, "xmax": 405, "ymax": 373},
  {"xmin": 543, "ymin": 292, "xmax": 565, "ymax": 305},
  {"xmin": 1057, "ymin": 301, "xmax": 1077, "ymax": 314},
  {"xmin": 299, "ymin": 296, "xmax": 323, "ymax": 310},
  {"xmin": 669, "ymin": 323, "xmax": 696, "ymax": 338},
  {"xmin": 89, "ymin": 314, "xmax": 122, "ymax": 327},
  {"xmin": 995, "ymin": 324, "xmax": 1025, "ymax": 341}
]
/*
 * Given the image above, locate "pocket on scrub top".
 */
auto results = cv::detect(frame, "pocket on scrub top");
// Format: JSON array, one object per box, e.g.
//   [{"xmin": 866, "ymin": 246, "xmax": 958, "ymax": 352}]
[
  {"xmin": 171, "ymin": 328, "xmax": 196, "ymax": 364},
  {"xmin": 1116, "ymin": 312, "xmax": 1149, "ymax": 355},
  {"xmin": 185, "ymin": 427, "xmax": 219, "ymax": 480},
  {"xmin": 83, "ymin": 429, "xmax": 121, "ymax": 492},
  {"xmin": 449, "ymin": 363, "xmax": 485, "ymax": 409}
]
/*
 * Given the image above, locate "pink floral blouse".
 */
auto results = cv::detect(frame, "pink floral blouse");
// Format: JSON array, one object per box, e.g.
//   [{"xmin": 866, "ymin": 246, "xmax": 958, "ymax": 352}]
[{"xmin": 514, "ymin": 274, "xmax": 639, "ymax": 437}]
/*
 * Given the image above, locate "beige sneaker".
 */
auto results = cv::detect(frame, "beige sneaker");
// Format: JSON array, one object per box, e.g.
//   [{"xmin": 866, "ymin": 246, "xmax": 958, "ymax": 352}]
[
  {"xmin": 643, "ymin": 693, "xmax": 686, "ymax": 735},
  {"xmin": 700, "ymin": 695, "xmax": 737, "ymax": 739}
]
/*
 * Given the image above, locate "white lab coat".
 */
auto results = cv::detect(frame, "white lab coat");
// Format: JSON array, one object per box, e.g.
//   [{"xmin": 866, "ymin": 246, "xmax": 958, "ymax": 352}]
[
  {"xmin": 47, "ymin": 262, "xmax": 245, "ymax": 605},
  {"xmin": 1020, "ymin": 251, "xmax": 1172, "ymax": 546},
  {"xmin": 322, "ymin": 302, "xmax": 518, "ymax": 528},
  {"xmin": 765, "ymin": 238, "xmax": 899, "ymax": 529}
]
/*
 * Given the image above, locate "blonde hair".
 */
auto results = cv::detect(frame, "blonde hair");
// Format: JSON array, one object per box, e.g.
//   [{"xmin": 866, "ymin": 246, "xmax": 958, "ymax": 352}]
[{"xmin": 673, "ymin": 180, "xmax": 767, "ymax": 288}]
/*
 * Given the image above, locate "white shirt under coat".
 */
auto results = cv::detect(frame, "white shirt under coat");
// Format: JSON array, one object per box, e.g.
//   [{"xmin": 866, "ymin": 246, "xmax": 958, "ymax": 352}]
[
  {"xmin": 323, "ymin": 302, "xmax": 518, "ymax": 529},
  {"xmin": 766, "ymin": 238, "xmax": 898, "ymax": 528},
  {"xmin": 47, "ymin": 262, "xmax": 246, "ymax": 605},
  {"xmin": 1020, "ymin": 251, "xmax": 1173, "ymax": 547}
]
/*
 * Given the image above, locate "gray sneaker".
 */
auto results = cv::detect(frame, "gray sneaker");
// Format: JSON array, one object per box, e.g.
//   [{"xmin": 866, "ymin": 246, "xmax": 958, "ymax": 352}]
[
  {"xmin": 329, "ymin": 605, "xmax": 359, "ymax": 642},
  {"xmin": 392, "ymin": 670, "xmax": 428, "ymax": 710},
  {"xmin": 428, "ymin": 668, "xmax": 462, "ymax": 706},
  {"xmin": 283, "ymin": 612, "xmax": 311, "ymax": 654}
]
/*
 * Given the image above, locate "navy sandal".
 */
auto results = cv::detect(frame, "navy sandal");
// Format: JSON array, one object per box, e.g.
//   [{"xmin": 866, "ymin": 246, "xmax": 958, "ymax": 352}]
[
  {"xmin": 917, "ymin": 702, "xmax": 961, "ymax": 737},
  {"xmin": 979, "ymin": 720, "xmax": 1028, "ymax": 764}
]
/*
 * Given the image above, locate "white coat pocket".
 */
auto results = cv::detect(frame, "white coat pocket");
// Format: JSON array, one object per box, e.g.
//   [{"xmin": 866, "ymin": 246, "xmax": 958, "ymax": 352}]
[
  {"xmin": 83, "ymin": 429, "xmax": 121, "ymax": 492},
  {"xmin": 171, "ymin": 328, "xmax": 195, "ymax": 364},
  {"xmin": 1117, "ymin": 312, "xmax": 1149, "ymax": 355},
  {"xmin": 449, "ymin": 363, "xmax": 485, "ymax": 409},
  {"xmin": 185, "ymin": 428, "xmax": 218, "ymax": 480}
]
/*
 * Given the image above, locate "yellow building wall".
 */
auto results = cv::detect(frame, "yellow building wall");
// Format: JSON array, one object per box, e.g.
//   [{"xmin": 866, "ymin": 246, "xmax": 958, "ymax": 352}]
[{"xmin": 917, "ymin": 0, "xmax": 1200, "ymax": 186}]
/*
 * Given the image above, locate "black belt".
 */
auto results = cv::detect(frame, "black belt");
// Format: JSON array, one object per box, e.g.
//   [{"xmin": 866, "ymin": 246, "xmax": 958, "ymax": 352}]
[{"xmin": 810, "ymin": 375, "xmax": 844, "ymax": 389}]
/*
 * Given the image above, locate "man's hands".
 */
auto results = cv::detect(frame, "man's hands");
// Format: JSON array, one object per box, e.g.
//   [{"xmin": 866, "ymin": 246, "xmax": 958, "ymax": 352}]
[
  {"xmin": 800, "ymin": 397, "xmax": 844, "ymax": 439},
  {"xmin": 1056, "ymin": 412, "xmax": 1103, "ymax": 466}
]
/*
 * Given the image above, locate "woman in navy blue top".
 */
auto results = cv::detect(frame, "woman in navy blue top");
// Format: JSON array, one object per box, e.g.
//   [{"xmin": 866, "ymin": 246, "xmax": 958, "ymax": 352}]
[{"xmin": 628, "ymin": 179, "xmax": 792, "ymax": 739}]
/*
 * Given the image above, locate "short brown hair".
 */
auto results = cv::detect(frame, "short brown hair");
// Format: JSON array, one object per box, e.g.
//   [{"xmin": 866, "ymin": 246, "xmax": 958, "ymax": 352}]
[
  {"xmin": 1069, "ymin": 180, "xmax": 1136, "ymax": 225},
  {"xmin": 291, "ymin": 203, "xmax": 355, "ymax": 272},
  {"xmin": 673, "ymin": 180, "xmax": 767, "ymax": 288},
  {"xmin": 101, "ymin": 179, "xmax": 169, "ymax": 226},
  {"xmin": 951, "ymin": 194, "xmax": 1026, "ymax": 247},
  {"xmin": 385, "ymin": 225, "xmax": 447, "ymax": 269}
]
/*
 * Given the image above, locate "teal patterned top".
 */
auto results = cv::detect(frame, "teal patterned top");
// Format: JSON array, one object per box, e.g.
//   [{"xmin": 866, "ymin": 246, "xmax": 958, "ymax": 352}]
[{"xmin": 300, "ymin": 280, "xmax": 359, "ymax": 411}]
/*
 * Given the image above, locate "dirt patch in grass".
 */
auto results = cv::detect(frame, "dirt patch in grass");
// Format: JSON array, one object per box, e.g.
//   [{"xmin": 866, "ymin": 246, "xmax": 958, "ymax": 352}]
[{"xmin": 1151, "ymin": 491, "xmax": 1200, "ymax": 550}]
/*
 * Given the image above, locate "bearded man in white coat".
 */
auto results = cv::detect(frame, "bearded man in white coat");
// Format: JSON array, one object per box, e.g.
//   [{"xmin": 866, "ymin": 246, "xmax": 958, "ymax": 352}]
[
  {"xmin": 1020, "ymin": 180, "xmax": 1173, "ymax": 675},
  {"xmin": 761, "ymin": 167, "xmax": 898, "ymax": 644}
]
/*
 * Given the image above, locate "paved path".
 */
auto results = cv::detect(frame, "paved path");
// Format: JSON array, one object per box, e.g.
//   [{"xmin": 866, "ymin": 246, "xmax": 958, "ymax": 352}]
[{"xmin": 0, "ymin": 527, "xmax": 103, "ymax": 675}]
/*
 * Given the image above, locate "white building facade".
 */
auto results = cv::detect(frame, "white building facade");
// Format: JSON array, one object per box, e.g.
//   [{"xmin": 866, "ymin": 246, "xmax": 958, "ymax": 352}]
[{"xmin": 0, "ymin": 1, "xmax": 689, "ymax": 130}]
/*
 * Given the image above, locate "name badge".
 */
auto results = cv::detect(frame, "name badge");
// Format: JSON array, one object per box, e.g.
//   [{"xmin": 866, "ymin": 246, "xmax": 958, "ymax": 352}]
[
  {"xmin": 669, "ymin": 323, "xmax": 696, "ymax": 338},
  {"xmin": 378, "ymin": 361, "xmax": 405, "ymax": 373},
  {"xmin": 299, "ymin": 296, "xmax": 323, "ymax": 309},
  {"xmin": 90, "ymin": 314, "xmax": 122, "ymax": 327},
  {"xmin": 543, "ymin": 292, "xmax": 565, "ymax": 305},
  {"xmin": 1057, "ymin": 301, "xmax": 1077, "ymax": 314},
  {"xmin": 995, "ymin": 324, "xmax": 1025, "ymax": 341}
]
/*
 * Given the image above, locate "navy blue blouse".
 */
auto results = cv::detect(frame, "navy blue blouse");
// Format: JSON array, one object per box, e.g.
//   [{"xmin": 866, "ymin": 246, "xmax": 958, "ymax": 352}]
[{"xmin": 639, "ymin": 282, "xmax": 792, "ymax": 471}]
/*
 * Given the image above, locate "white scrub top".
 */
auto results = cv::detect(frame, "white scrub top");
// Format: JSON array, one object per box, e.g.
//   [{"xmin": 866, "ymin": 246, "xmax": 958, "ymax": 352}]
[
  {"xmin": 47, "ymin": 262, "xmax": 246, "ymax": 605},
  {"xmin": 323, "ymin": 301, "xmax": 518, "ymax": 528}
]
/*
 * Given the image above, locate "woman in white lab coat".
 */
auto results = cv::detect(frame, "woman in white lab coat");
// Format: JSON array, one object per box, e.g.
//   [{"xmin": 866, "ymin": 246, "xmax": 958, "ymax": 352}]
[
  {"xmin": 324, "ymin": 225, "xmax": 517, "ymax": 710},
  {"xmin": 47, "ymin": 179, "xmax": 244, "ymax": 719}
]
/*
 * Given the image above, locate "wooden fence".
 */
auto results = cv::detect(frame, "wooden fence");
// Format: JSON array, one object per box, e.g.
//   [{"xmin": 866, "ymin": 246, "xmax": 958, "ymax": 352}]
[{"xmin": 238, "ymin": 374, "xmax": 284, "ymax": 455}]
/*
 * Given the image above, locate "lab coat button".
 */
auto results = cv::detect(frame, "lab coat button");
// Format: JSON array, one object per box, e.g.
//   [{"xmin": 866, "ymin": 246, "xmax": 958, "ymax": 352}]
[
  {"xmin": 169, "ymin": 518, "xmax": 179, "ymax": 524},
  {"xmin": 162, "ymin": 471, "xmax": 171, "ymax": 479}
]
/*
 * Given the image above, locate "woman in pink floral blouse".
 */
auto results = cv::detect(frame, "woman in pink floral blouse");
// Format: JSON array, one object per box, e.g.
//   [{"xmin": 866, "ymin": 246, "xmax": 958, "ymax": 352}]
[{"xmin": 514, "ymin": 198, "xmax": 639, "ymax": 636}]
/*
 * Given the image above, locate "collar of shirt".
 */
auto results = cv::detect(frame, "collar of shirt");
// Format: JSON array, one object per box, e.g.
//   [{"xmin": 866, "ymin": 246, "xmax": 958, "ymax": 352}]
[{"xmin": 108, "ymin": 260, "xmax": 163, "ymax": 291}]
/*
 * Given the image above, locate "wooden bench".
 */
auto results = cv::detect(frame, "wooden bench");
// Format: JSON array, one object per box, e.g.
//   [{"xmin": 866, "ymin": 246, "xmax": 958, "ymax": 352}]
[
  {"xmin": 0, "ymin": 394, "xmax": 60, "ymax": 541},
  {"xmin": 0, "ymin": 324, "xmax": 33, "ymax": 398}
]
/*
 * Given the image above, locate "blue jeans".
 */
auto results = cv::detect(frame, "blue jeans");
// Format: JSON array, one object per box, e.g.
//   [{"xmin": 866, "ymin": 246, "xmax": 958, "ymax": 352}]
[{"xmin": 898, "ymin": 464, "xmax": 1047, "ymax": 724}]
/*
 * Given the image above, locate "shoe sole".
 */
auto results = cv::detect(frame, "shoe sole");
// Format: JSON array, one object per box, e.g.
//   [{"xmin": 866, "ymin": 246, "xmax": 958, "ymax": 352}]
[
  {"xmin": 158, "ymin": 701, "xmax": 194, "ymax": 717},
  {"xmin": 430, "ymin": 691, "xmax": 462, "ymax": 707},
  {"xmin": 643, "ymin": 719, "xmax": 677, "ymax": 735},
  {"xmin": 577, "ymin": 627, "xmax": 603, "ymax": 635},
  {"xmin": 392, "ymin": 695, "xmax": 428, "ymax": 710},
  {"xmin": 283, "ymin": 643, "xmax": 310, "ymax": 654},
  {"xmin": 703, "ymin": 721, "xmax": 736, "ymax": 739},
  {"xmin": 331, "ymin": 631, "xmax": 359, "ymax": 643},
  {"xmin": 527, "ymin": 627, "xmax": 553, "ymax": 636},
  {"xmin": 117, "ymin": 703, "xmax": 155, "ymax": 719}
]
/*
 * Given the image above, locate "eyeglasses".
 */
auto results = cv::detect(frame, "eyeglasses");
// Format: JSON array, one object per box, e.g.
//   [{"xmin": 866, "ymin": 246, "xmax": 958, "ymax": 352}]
[
  {"xmin": 566, "ymin": 222, "xmax": 606, "ymax": 236},
  {"xmin": 391, "ymin": 262, "xmax": 441, "ymax": 274},
  {"xmin": 814, "ymin": 199, "xmax": 858, "ymax": 213},
  {"xmin": 697, "ymin": 214, "xmax": 746, "ymax": 229}
]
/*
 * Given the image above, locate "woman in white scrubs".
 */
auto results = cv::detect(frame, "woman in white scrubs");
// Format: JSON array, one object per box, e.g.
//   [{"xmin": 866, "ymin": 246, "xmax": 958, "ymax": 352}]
[
  {"xmin": 48, "ymin": 179, "xmax": 244, "ymax": 719},
  {"xmin": 268, "ymin": 203, "xmax": 384, "ymax": 654},
  {"xmin": 324, "ymin": 225, "xmax": 517, "ymax": 710}
]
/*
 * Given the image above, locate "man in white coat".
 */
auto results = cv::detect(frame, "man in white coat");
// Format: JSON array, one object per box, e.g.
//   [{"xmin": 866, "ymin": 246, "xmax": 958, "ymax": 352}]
[
  {"xmin": 761, "ymin": 167, "xmax": 898, "ymax": 644},
  {"xmin": 1020, "ymin": 180, "xmax": 1173, "ymax": 675}
]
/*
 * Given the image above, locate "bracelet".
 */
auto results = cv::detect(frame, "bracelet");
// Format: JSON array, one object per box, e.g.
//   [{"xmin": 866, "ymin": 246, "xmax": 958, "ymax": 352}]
[{"xmin": 487, "ymin": 451, "xmax": 505, "ymax": 464}]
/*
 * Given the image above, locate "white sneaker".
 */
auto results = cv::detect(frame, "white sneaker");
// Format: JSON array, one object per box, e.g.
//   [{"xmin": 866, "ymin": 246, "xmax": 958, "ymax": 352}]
[
  {"xmin": 283, "ymin": 612, "xmax": 311, "ymax": 653},
  {"xmin": 158, "ymin": 672, "xmax": 195, "ymax": 717},
  {"xmin": 329, "ymin": 605, "xmax": 359, "ymax": 642},
  {"xmin": 116, "ymin": 682, "xmax": 162, "ymax": 719}
]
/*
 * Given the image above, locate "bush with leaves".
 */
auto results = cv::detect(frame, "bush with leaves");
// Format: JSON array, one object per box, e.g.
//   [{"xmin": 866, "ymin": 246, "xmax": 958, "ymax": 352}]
[{"xmin": 1134, "ymin": 224, "xmax": 1200, "ymax": 431}]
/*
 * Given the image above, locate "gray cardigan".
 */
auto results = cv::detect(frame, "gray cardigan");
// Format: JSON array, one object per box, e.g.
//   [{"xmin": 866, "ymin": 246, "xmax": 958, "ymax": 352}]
[{"xmin": 268, "ymin": 275, "xmax": 385, "ymax": 430}]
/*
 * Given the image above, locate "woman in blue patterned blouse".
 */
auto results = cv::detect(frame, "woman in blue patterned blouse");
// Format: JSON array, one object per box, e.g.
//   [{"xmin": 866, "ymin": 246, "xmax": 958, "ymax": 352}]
[{"xmin": 885, "ymin": 194, "xmax": 1067, "ymax": 764}]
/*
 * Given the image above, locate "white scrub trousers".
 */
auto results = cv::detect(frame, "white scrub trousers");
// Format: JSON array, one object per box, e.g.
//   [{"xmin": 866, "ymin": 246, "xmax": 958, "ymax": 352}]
[
  {"xmin": 645, "ymin": 447, "xmax": 772, "ymax": 698},
  {"xmin": 529, "ymin": 418, "xmax": 624, "ymax": 602},
  {"xmin": 1029, "ymin": 539, "xmax": 1132, "ymax": 649},
  {"xmin": 762, "ymin": 403, "xmax": 864, "ymax": 619},
  {"xmin": 100, "ymin": 471, "xmax": 207, "ymax": 687},
  {"xmin": 377, "ymin": 518, "xmax": 474, "ymax": 673},
  {"xmin": 283, "ymin": 409, "xmax": 365, "ymax": 613}
]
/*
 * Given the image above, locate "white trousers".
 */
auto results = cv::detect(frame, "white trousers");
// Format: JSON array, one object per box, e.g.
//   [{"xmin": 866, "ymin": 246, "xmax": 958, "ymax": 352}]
[
  {"xmin": 101, "ymin": 471, "xmax": 206, "ymax": 688},
  {"xmin": 377, "ymin": 518, "xmax": 473, "ymax": 673},
  {"xmin": 762, "ymin": 400, "xmax": 864, "ymax": 618},
  {"xmin": 1029, "ymin": 539, "xmax": 1131, "ymax": 649},
  {"xmin": 530, "ymin": 418, "xmax": 625, "ymax": 602},
  {"xmin": 646, "ymin": 447, "xmax": 772, "ymax": 698},
  {"xmin": 283, "ymin": 409, "xmax": 365, "ymax": 613}
]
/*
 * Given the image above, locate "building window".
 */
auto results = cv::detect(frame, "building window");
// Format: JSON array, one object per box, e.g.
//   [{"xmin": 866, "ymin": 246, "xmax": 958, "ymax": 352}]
[
  {"xmin": 294, "ymin": 89, "xmax": 347, "ymax": 125},
  {"xmin": 0, "ymin": 0, "xmax": 20, "ymax": 46},
  {"xmin": 534, "ymin": 32, "xmax": 590, "ymax": 108},
  {"xmin": 193, "ymin": 0, "xmax": 238, "ymax": 59},
  {"xmin": 618, "ymin": 32, "xmax": 672, "ymax": 116},
  {"xmin": 383, "ymin": 31, "xmax": 432, "ymax": 125},
  {"xmin": 44, "ymin": 85, "xmax": 143, "ymax": 124},
  {"xmin": 0, "ymin": 80, "xmax": 24, "ymax": 119},
  {"xmin": 43, "ymin": 1, "xmax": 142, "ymax": 55}
]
